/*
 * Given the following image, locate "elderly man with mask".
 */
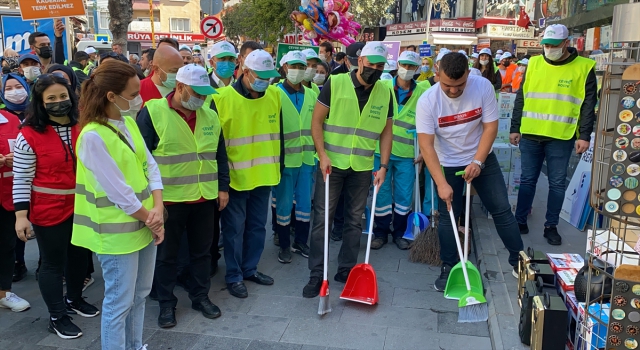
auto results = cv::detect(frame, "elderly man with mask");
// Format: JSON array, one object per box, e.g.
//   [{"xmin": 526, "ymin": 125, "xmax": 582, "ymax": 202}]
[
  {"xmin": 208, "ymin": 41, "xmax": 237, "ymax": 88},
  {"xmin": 212, "ymin": 49, "xmax": 283, "ymax": 299},
  {"xmin": 137, "ymin": 64, "xmax": 229, "ymax": 328},
  {"xmin": 139, "ymin": 45, "xmax": 184, "ymax": 105}
]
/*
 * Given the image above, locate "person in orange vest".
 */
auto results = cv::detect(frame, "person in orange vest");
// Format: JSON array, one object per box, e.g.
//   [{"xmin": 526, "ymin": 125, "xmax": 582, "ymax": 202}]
[
  {"xmin": 511, "ymin": 58, "xmax": 528, "ymax": 92},
  {"xmin": 0, "ymin": 109, "xmax": 31, "ymax": 314},
  {"xmin": 498, "ymin": 52, "xmax": 516, "ymax": 92},
  {"xmin": 13, "ymin": 73, "xmax": 99, "ymax": 339}
]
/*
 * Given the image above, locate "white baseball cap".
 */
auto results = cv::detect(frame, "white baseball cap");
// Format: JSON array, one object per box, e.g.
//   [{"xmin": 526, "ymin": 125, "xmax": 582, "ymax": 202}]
[
  {"xmin": 193, "ymin": 44, "xmax": 202, "ymax": 52},
  {"xmin": 398, "ymin": 50, "xmax": 421, "ymax": 66},
  {"xmin": 496, "ymin": 49, "xmax": 504, "ymax": 54},
  {"xmin": 471, "ymin": 53, "xmax": 479, "ymax": 58},
  {"xmin": 496, "ymin": 54, "xmax": 502, "ymax": 60},
  {"xmin": 85, "ymin": 47, "xmax": 96, "ymax": 55},
  {"xmin": 244, "ymin": 49, "xmax": 280, "ymax": 79},
  {"xmin": 301, "ymin": 48, "xmax": 321, "ymax": 62},
  {"xmin": 384, "ymin": 60, "xmax": 397, "ymax": 72},
  {"xmin": 209, "ymin": 41, "xmax": 237, "ymax": 59},
  {"xmin": 380, "ymin": 72, "xmax": 393, "ymax": 80},
  {"xmin": 541, "ymin": 24, "xmax": 569, "ymax": 46},
  {"xmin": 176, "ymin": 64, "xmax": 217, "ymax": 95},
  {"xmin": 458, "ymin": 50, "xmax": 468, "ymax": 57},
  {"xmin": 518, "ymin": 58, "xmax": 529, "ymax": 65},
  {"xmin": 500, "ymin": 52, "xmax": 513, "ymax": 60},
  {"xmin": 436, "ymin": 49, "xmax": 451, "ymax": 63},
  {"xmin": 360, "ymin": 41, "xmax": 388, "ymax": 64},
  {"xmin": 281, "ymin": 51, "xmax": 307, "ymax": 66},
  {"xmin": 179, "ymin": 44, "xmax": 192, "ymax": 52},
  {"xmin": 479, "ymin": 48, "xmax": 492, "ymax": 56}
]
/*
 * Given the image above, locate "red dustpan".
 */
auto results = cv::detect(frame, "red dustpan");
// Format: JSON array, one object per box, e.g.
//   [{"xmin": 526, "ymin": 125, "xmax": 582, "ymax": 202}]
[{"xmin": 340, "ymin": 182, "xmax": 379, "ymax": 305}]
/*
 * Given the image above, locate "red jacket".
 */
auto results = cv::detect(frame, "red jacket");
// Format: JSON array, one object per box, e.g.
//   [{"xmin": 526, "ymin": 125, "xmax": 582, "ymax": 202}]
[
  {"xmin": 19, "ymin": 124, "xmax": 79, "ymax": 226},
  {"xmin": 0, "ymin": 111, "xmax": 20, "ymax": 212},
  {"xmin": 140, "ymin": 77, "xmax": 162, "ymax": 106}
]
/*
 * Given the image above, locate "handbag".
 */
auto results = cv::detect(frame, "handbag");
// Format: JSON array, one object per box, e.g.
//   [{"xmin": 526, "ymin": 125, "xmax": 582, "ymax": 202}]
[{"xmin": 103, "ymin": 123, "xmax": 168, "ymax": 223}]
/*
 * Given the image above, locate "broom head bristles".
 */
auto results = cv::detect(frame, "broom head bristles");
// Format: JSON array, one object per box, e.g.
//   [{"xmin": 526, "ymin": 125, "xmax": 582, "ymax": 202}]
[
  {"xmin": 458, "ymin": 299, "xmax": 488, "ymax": 323},
  {"xmin": 408, "ymin": 214, "xmax": 442, "ymax": 266}
]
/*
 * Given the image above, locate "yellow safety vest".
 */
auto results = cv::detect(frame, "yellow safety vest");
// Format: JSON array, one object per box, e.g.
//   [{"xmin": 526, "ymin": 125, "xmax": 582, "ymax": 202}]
[
  {"xmin": 146, "ymin": 98, "xmax": 220, "ymax": 202},
  {"xmin": 72, "ymin": 116, "xmax": 154, "ymax": 255},
  {"xmin": 378, "ymin": 79, "xmax": 431, "ymax": 158},
  {"xmin": 325, "ymin": 74, "xmax": 390, "ymax": 171},
  {"xmin": 311, "ymin": 83, "xmax": 321, "ymax": 96},
  {"xmin": 521, "ymin": 56, "xmax": 595, "ymax": 140},
  {"xmin": 213, "ymin": 85, "xmax": 282, "ymax": 191},
  {"xmin": 279, "ymin": 84, "xmax": 317, "ymax": 167}
]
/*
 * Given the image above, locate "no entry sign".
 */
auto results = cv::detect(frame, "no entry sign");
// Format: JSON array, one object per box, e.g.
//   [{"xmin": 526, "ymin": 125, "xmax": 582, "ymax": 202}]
[{"xmin": 200, "ymin": 16, "xmax": 223, "ymax": 40}]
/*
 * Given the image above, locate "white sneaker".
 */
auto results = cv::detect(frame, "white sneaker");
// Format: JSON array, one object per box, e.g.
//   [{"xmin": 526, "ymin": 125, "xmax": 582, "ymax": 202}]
[
  {"xmin": 0, "ymin": 292, "xmax": 31, "ymax": 312},
  {"xmin": 139, "ymin": 344, "xmax": 149, "ymax": 350}
]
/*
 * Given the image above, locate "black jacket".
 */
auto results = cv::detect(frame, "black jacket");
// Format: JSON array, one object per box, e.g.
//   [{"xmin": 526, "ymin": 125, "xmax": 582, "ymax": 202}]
[
  {"xmin": 69, "ymin": 61, "xmax": 89, "ymax": 89},
  {"xmin": 511, "ymin": 47, "xmax": 597, "ymax": 142}
]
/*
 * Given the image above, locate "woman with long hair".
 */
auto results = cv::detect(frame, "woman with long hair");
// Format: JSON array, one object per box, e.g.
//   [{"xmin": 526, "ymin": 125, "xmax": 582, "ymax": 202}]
[
  {"xmin": 73, "ymin": 60, "xmax": 164, "ymax": 350},
  {"xmin": 314, "ymin": 62, "xmax": 329, "ymax": 90},
  {"xmin": 473, "ymin": 49, "xmax": 502, "ymax": 92},
  {"xmin": 13, "ymin": 73, "xmax": 99, "ymax": 339}
]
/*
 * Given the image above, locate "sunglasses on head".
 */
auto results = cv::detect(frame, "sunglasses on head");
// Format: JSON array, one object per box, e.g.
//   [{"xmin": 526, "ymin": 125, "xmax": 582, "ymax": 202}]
[
  {"xmin": 100, "ymin": 52, "xmax": 120, "ymax": 59},
  {"xmin": 35, "ymin": 72, "xmax": 69, "ymax": 85}
]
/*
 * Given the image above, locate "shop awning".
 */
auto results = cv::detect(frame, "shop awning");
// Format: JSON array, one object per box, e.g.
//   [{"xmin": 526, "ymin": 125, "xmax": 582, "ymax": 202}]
[
  {"xmin": 384, "ymin": 33, "xmax": 429, "ymax": 46},
  {"xmin": 429, "ymin": 33, "xmax": 478, "ymax": 46}
]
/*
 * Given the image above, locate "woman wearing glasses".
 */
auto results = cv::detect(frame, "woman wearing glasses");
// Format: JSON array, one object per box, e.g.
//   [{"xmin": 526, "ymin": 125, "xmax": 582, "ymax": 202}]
[
  {"xmin": 13, "ymin": 73, "xmax": 100, "ymax": 339},
  {"xmin": 73, "ymin": 59, "xmax": 164, "ymax": 350}
]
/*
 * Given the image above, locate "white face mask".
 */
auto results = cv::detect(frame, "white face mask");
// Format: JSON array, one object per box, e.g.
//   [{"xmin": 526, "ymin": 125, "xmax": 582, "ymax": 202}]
[
  {"xmin": 303, "ymin": 67, "xmax": 316, "ymax": 82},
  {"xmin": 397, "ymin": 67, "xmax": 416, "ymax": 81},
  {"xmin": 319, "ymin": 53, "xmax": 327, "ymax": 62},
  {"xmin": 312, "ymin": 73, "xmax": 326, "ymax": 84},
  {"xmin": 286, "ymin": 68, "xmax": 305, "ymax": 85},
  {"xmin": 23, "ymin": 66, "xmax": 41, "ymax": 81},
  {"xmin": 479, "ymin": 60, "xmax": 489, "ymax": 66},
  {"xmin": 544, "ymin": 45, "xmax": 565, "ymax": 61},
  {"xmin": 4, "ymin": 88, "xmax": 28, "ymax": 104},
  {"xmin": 517, "ymin": 66, "xmax": 526, "ymax": 73},
  {"xmin": 115, "ymin": 94, "xmax": 144, "ymax": 116}
]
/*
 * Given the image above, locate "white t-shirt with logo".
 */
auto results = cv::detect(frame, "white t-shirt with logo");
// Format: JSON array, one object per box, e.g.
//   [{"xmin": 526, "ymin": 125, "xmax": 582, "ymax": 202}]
[{"xmin": 415, "ymin": 74, "xmax": 499, "ymax": 167}]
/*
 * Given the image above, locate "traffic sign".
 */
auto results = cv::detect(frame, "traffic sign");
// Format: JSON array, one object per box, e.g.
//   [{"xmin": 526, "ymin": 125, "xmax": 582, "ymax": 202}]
[
  {"xmin": 419, "ymin": 44, "xmax": 431, "ymax": 57},
  {"xmin": 200, "ymin": 16, "xmax": 223, "ymax": 40},
  {"xmin": 276, "ymin": 43, "xmax": 318, "ymax": 68},
  {"xmin": 18, "ymin": 0, "xmax": 85, "ymax": 20},
  {"xmin": 95, "ymin": 34, "xmax": 110, "ymax": 42},
  {"xmin": 200, "ymin": 0, "xmax": 224, "ymax": 16}
]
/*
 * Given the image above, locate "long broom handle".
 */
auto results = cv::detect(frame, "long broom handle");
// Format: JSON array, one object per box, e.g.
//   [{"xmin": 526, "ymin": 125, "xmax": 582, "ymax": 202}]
[
  {"xmin": 412, "ymin": 130, "xmax": 421, "ymax": 214},
  {"xmin": 364, "ymin": 182, "xmax": 379, "ymax": 264},
  {"xmin": 449, "ymin": 209, "xmax": 471, "ymax": 292},
  {"xmin": 430, "ymin": 179, "xmax": 435, "ymax": 228},
  {"xmin": 323, "ymin": 172, "xmax": 329, "ymax": 282},
  {"xmin": 464, "ymin": 181, "xmax": 471, "ymax": 263}
]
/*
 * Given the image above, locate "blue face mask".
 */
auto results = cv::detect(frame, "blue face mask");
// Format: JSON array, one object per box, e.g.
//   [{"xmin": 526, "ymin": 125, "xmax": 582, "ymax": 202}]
[
  {"xmin": 215, "ymin": 61, "xmax": 235, "ymax": 79},
  {"xmin": 250, "ymin": 72, "xmax": 269, "ymax": 92}
]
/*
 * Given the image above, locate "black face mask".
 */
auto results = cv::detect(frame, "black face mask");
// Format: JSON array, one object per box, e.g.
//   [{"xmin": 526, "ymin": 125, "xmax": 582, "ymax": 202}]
[
  {"xmin": 45, "ymin": 100, "xmax": 72, "ymax": 117},
  {"xmin": 360, "ymin": 66, "xmax": 383, "ymax": 85},
  {"xmin": 503, "ymin": 61, "xmax": 511, "ymax": 67},
  {"xmin": 37, "ymin": 46, "xmax": 52, "ymax": 59}
]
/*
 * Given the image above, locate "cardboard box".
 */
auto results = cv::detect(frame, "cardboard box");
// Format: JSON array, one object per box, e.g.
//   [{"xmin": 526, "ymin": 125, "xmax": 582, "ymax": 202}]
[
  {"xmin": 510, "ymin": 145, "xmax": 521, "ymax": 173},
  {"xmin": 547, "ymin": 254, "xmax": 585, "ymax": 271},
  {"xmin": 576, "ymin": 302, "xmax": 609, "ymax": 350},
  {"xmin": 498, "ymin": 93, "xmax": 516, "ymax": 118},
  {"xmin": 502, "ymin": 171, "xmax": 510, "ymax": 187},
  {"xmin": 608, "ymin": 217, "xmax": 640, "ymax": 250},
  {"xmin": 493, "ymin": 143, "xmax": 512, "ymax": 172},
  {"xmin": 556, "ymin": 268, "xmax": 578, "ymax": 292},
  {"xmin": 495, "ymin": 118, "xmax": 512, "ymax": 144},
  {"xmin": 565, "ymin": 291, "xmax": 579, "ymax": 318},
  {"xmin": 586, "ymin": 229, "xmax": 640, "ymax": 267},
  {"xmin": 508, "ymin": 171, "xmax": 521, "ymax": 196}
]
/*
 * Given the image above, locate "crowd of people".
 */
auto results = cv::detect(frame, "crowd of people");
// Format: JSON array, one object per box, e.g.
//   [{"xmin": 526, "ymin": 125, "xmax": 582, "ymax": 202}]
[{"xmin": 0, "ymin": 22, "xmax": 595, "ymax": 350}]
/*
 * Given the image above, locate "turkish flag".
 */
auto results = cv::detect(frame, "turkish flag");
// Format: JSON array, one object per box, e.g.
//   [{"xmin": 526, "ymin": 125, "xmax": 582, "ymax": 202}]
[{"xmin": 517, "ymin": 7, "xmax": 531, "ymax": 29}]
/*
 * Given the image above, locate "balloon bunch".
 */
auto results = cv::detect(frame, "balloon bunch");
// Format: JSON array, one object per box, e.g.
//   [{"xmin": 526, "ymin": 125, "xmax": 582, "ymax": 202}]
[{"xmin": 290, "ymin": 0, "xmax": 361, "ymax": 46}]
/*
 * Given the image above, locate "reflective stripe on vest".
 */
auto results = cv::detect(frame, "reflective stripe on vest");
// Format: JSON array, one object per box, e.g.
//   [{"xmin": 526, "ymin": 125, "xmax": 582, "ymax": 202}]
[
  {"xmin": 72, "ymin": 116, "xmax": 154, "ymax": 255},
  {"xmin": 325, "ymin": 74, "xmax": 390, "ymax": 171},
  {"xmin": 2, "ymin": 171, "xmax": 13, "ymax": 177},
  {"xmin": 521, "ymin": 55, "xmax": 595, "ymax": 140},
  {"xmin": 147, "ymin": 98, "xmax": 220, "ymax": 202},
  {"xmin": 213, "ymin": 85, "xmax": 281, "ymax": 191},
  {"xmin": 32, "ymin": 186, "xmax": 75, "ymax": 195}
]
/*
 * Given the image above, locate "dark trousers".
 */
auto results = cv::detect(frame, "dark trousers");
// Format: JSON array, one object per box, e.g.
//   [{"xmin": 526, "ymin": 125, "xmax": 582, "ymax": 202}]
[
  {"xmin": 177, "ymin": 203, "xmax": 222, "ymax": 278},
  {"xmin": 308, "ymin": 167, "xmax": 371, "ymax": 278},
  {"xmin": 221, "ymin": 186, "xmax": 270, "ymax": 284},
  {"xmin": 15, "ymin": 237, "xmax": 25, "ymax": 264},
  {"xmin": 154, "ymin": 201, "xmax": 216, "ymax": 308},
  {"xmin": 33, "ymin": 216, "xmax": 88, "ymax": 318},
  {"xmin": 437, "ymin": 152, "xmax": 523, "ymax": 267},
  {"xmin": 0, "ymin": 207, "xmax": 16, "ymax": 290}
]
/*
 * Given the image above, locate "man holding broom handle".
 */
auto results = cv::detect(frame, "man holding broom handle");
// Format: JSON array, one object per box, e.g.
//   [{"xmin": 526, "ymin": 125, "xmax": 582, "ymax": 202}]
[{"xmin": 415, "ymin": 52, "xmax": 523, "ymax": 292}]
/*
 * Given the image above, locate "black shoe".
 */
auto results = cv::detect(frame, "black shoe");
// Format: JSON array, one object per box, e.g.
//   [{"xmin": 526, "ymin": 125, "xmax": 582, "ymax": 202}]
[
  {"xmin": 370, "ymin": 238, "xmax": 387, "ymax": 250},
  {"xmin": 273, "ymin": 233, "xmax": 280, "ymax": 247},
  {"xmin": 278, "ymin": 247, "xmax": 292, "ymax": 264},
  {"xmin": 393, "ymin": 238, "xmax": 410, "ymax": 250},
  {"xmin": 48, "ymin": 315, "xmax": 82, "ymax": 339},
  {"xmin": 434, "ymin": 264, "xmax": 452, "ymax": 292},
  {"xmin": 519, "ymin": 223, "xmax": 529, "ymax": 234},
  {"xmin": 330, "ymin": 230, "xmax": 342, "ymax": 241},
  {"xmin": 334, "ymin": 270, "xmax": 350, "ymax": 283},
  {"xmin": 244, "ymin": 272, "xmax": 274, "ymax": 285},
  {"xmin": 158, "ymin": 307, "xmax": 177, "ymax": 328},
  {"xmin": 227, "ymin": 282, "xmax": 248, "ymax": 298},
  {"xmin": 65, "ymin": 297, "xmax": 100, "ymax": 318},
  {"xmin": 210, "ymin": 262, "xmax": 218, "ymax": 277},
  {"xmin": 291, "ymin": 242, "xmax": 310, "ymax": 258},
  {"xmin": 303, "ymin": 276, "xmax": 322, "ymax": 298},
  {"xmin": 192, "ymin": 298, "xmax": 221, "ymax": 319},
  {"xmin": 12, "ymin": 263, "xmax": 27, "ymax": 282},
  {"xmin": 544, "ymin": 226, "xmax": 562, "ymax": 245}
]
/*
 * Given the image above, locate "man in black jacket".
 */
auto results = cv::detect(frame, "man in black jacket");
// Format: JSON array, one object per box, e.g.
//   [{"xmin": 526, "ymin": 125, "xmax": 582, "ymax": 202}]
[
  {"xmin": 509, "ymin": 24, "xmax": 597, "ymax": 246},
  {"xmin": 69, "ymin": 51, "xmax": 90, "ymax": 88}
]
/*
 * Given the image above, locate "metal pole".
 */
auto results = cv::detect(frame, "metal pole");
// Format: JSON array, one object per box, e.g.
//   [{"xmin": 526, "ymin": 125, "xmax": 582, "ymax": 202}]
[
  {"xmin": 295, "ymin": 25, "xmax": 298, "ymax": 44},
  {"xmin": 65, "ymin": 17, "xmax": 73, "ymax": 63},
  {"xmin": 149, "ymin": 0, "xmax": 156, "ymax": 48},
  {"xmin": 425, "ymin": 0, "xmax": 433, "ymax": 44}
]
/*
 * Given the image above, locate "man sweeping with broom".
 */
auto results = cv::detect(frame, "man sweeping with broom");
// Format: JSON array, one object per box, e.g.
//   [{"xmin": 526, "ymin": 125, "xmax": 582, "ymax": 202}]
[{"xmin": 415, "ymin": 52, "xmax": 524, "ymax": 300}]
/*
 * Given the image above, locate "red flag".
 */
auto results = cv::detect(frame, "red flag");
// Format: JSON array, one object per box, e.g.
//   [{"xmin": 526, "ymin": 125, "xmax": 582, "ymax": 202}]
[{"xmin": 517, "ymin": 7, "xmax": 531, "ymax": 29}]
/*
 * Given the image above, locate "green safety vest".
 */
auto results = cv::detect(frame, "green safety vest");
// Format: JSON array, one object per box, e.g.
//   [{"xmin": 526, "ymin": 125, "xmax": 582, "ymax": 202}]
[
  {"xmin": 325, "ymin": 74, "xmax": 390, "ymax": 171},
  {"xmin": 72, "ymin": 116, "xmax": 154, "ymax": 255},
  {"xmin": 311, "ymin": 83, "xmax": 320, "ymax": 96},
  {"xmin": 146, "ymin": 98, "xmax": 220, "ymax": 201},
  {"xmin": 521, "ymin": 55, "xmax": 595, "ymax": 140},
  {"xmin": 71, "ymin": 66, "xmax": 80, "ymax": 72},
  {"xmin": 279, "ymin": 84, "xmax": 317, "ymax": 167},
  {"xmin": 378, "ymin": 79, "xmax": 431, "ymax": 158},
  {"xmin": 213, "ymin": 85, "xmax": 282, "ymax": 191},
  {"xmin": 83, "ymin": 62, "xmax": 96, "ymax": 75}
]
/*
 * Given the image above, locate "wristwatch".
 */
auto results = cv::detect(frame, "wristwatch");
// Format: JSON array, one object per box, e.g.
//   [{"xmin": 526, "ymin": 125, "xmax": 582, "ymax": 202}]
[
  {"xmin": 379, "ymin": 163, "xmax": 389, "ymax": 170},
  {"xmin": 472, "ymin": 160, "xmax": 485, "ymax": 169}
]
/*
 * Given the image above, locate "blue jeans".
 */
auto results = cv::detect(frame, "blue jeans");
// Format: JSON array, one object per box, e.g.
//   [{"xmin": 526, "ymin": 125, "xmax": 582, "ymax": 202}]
[
  {"xmin": 422, "ymin": 166, "xmax": 438, "ymax": 216},
  {"xmin": 272, "ymin": 164, "xmax": 314, "ymax": 247},
  {"xmin": 221, "ymin": 186, "xmax": 270, "ymax": 283},
  {"xmin": 97, "ymin": 241, "xmax": 156, "ymax": 350},
  {"xmin": 437, "ymin": 152, "xmax": 523, "ymax": 267},
  {"xmin": 515, "ymin": 138, "xmax": 574, "ymax": 227}
]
